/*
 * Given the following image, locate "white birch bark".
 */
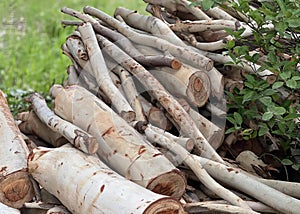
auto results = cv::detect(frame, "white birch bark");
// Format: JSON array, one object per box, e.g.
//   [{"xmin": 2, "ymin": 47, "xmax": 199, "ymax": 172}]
[
  {"xmin": 28, "ymin": 145, "xmax": 185, "ymax": 214},
  {"xmin": 95, "ymin": 34, "xmax": 224, "ymax": 163},
  {"xmin": 0, "ymin": 90, "xmax": 34, "ymax": 208},
  {"xmin": 50, "ymin": 85, "xmax": 186, "ymax": 199},
  {"xmin": 83, "ymin": 6, "xmax": 214, "ymax": 71},
  {"xmin": 28, "ymin": 93, "xmax": 99, "ymax": 154},
  {"xmin": 77, "ymin": 22, "xmax": 135, "ymax": 122}
]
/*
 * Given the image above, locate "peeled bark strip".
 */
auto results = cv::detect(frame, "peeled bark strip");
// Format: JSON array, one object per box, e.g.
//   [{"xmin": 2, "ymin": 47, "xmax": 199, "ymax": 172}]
[
  {"xmin": 50, "ymin": 85, "xmax": 186, "ymax": 199},
  {"xmin": 17, "ymin": 111, "xmax": 68, "ymax": 147},
  {"xmin": 149, "ymin": 64, "xmax": 211, "ymax": 107},
  {"xmin": 77, "ymin": 22, "xmax": 135, "ymax": 122},
  {"xmin": 96, "ymin": 34, "xmax": 224, "ymax": 163},
  {"xmin": 83, "ymin": 6, "xmax": 214, "ymax": 71},
  {"xmin": 28, "ymin": 145, "xmax": 185, "ymax": 214},
  {"xmin": 28, "ymin": 93, "xmax": 98, "ymax": 154},
  {"xmin": 144, "ymin": 126, "xmax": 255, "ymax": 212},
  {"xmin": 0, "ymin": 90, "xmax": 34, "ymax": 208}
]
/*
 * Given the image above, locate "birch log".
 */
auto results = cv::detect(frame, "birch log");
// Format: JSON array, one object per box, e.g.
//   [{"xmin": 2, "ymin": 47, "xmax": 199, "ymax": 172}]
[
  {"xmin": 95, "ymin": 34, "xmax": 224, "ymax": 163},
  {"xmin": 50, "ymin": 85, "xmax": 186, "ymax": 199},
  {"xmin": 0, "ymin": 202, "xmax": 20, "ymax": 214},
  {"xmin": 149, "ymin": 64, "xmax": 211, "ymax": 107},
  {"xmin": 28, "ymin": 145, "xmax": 185, "ymax": 214},
  {"xmin": 144, "ymin": 126, "xmax": 256, "ymax": 211},
  {"xmin": 17, "ymin": 111, "xmax": 68, "ymax": 147},
  {"xmin": 82, "ymin": 6, "xmax": 214, "ymax": 71},
  {"xmin": 139, "ymin": 96, "xmax": 173, "ymax": 131},
  {"xmin": 191, "ymin": 156, "xmax": 300, "ymax": 214},
  {"xmin": 77, "ymin": 22, "xmax": 135, "ymax": 122},
  {"xmin": 28, "ymin": 93, "xmax": 99, "ymax": 154},
  {"xmin": 0, "ymin": 90, "xmax": 34, "ymax": 208}
]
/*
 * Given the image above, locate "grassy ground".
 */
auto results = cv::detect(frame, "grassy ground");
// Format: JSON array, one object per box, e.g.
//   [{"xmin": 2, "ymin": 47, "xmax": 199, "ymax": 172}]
[{"xmin": 0, "ymin": 0, "xmax": 146, "ymax": 95}]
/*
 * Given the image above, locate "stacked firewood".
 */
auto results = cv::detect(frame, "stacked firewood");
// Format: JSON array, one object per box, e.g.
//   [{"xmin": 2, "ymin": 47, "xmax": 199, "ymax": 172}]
[{"xmin": 1, "ymin": 2, "xmax": 300, "ymax": 214}]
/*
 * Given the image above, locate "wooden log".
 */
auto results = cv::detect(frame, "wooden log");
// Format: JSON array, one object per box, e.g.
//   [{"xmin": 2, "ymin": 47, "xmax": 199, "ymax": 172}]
[
  {"xmin": 177, "ymin": 98, "xmax": 224, "ymax": 150},
  {"xmin": 50, "ymin": 85, "xmax": 186, "ymax": 199},
  {"xmin": 77, "ymin": 22, "xmax": 135, "ymax": 122},
  {"xmin": 0, "ymin": 202, "xmax": 20, "ymax": 214},
  {"xmin": 144, "ymin": 126, "xmax": 255, "ymax": 211},
  {"xmin": 95, "ymin": 33, "xmax": 224, "ymax": 163},
  {"xmin": 17, "ymin": 111, "xmax": 68, "ymax": 147},
  {"xmin": 82, "ymin": 6, "xmax": 214, "ymax": 71},
  {"xmin": 28, "ymin": 93, "xmax": 99, "ymax": 154},
  {"xmin": 28, "ymin": 145, "xmax": 185, "ymax": 214},
  {"xmin": 114, "ymin": 7, "xmax": 187, "ymax": 47},
  {"xmin": 111, "ymin": 65, "xmax": 147, "ymax": 122},
  {"xmin": 139, "ymin": 96, "xmax": 173, "ymax": 131},
  {"xmin": 149, "ymin": 64, "xmax": 211, "ymax": 107},
  {"xmin": 60, "ymin": 7, "xmax": 182, "ymax": 70},
  {"xmin": 192, "ymin": 155, "xmax": 300, "ymax": 214},
  {"xmin": 0, "ymin": 90, "xmax": 34, "ymax": 208}
]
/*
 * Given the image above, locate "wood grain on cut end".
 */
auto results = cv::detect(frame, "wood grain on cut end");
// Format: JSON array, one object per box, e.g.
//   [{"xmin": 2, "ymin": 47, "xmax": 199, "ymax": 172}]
[
  {"xmin": 146, "ymin": 169, "xmax": 186, "ymax": 200},
  {"xmin": 143, "ymin": 197, "xmax": 185, "ymax": 214},
  {"xmin": 0, "ymin": 171, "xmax": 34, "ymax": 208},
  {"xmin": 187, "ymin": 71, "xmax": 210, "ymax": 107}
]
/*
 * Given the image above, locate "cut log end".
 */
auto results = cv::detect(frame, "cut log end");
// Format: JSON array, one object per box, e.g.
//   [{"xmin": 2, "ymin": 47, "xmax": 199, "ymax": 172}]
[
  {"xmin": 0, "ymin": 171, "xmax": 34, "ymax": 209},
  {"xmin": 146, "ymin": 169, "xmax": 186, "ymax": 199},
  {"xmin": 120, "ymin": 110, "xmax": 136, "ymax": 123},
  {"xmin": 143, "ymin": 197, "xmax": 185, "ymax": 214},
  {"xmin": 187, "ymin": 71, "xmax": 210, "ymax": 107},
  {"xmin": 171, "ymin": 59, "xmax": 182, "ymax": 70}
]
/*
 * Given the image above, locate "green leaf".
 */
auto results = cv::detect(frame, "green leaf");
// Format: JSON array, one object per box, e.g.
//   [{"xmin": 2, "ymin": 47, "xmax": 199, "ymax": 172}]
[
  {"xmin": 272, "ymin": 81, "xmax": 284, "ymax": 89},
  {"xmin": 258, "ymin": 125, "xmax": 269, "ymax": 136},
  {"xmin": 274, "ymin": 21, "xmax": 288, "ymax": 34},
  {"xmin": 227, "ymin": 116, "xmax": 236, "ymax": 125},
  {"xmin": 201, "ymin": 0, "xmax": 215, "ymax": 10},
  {"xmin": 287, "ymin": 18, "xmax": 300, "ymax": 28},
  {"xmin": 225, "ymin": 127, "xmax": 237, "ymax": 134},
  {"xmin": 292, "ymin": 76, "xmax": 300, "ymax": 81},
  {"xmin": 281, "ymin": 158, "xmax": 293, "ymax": 166},
  {"xmin": 262, "ymin": 112, "xmax": 274, "ymax": 121},
  {"xmin": 234, "ymin": 112, "xmax": 243, "ymax": 125},
  {"xmin": 242, "ymin": 91, "xmax": 256, "ymax": 104},
  {"xmin": 271, "ymin": 106, "xmax": 286, "ymax": 115},
  {"xmin": 286, "ymin": 79, "xmax": 297, "ymax": 89},
  {"xmin": 259, "ymin": 96, "xmax": 272, "ymax": 106},
  {"xmin": 292, "ymin": 164, "xmax": 300, "ymax": 171},
  {"xmin": 279, "ymin": 71, "xmax": 291, "ymax": 80}
]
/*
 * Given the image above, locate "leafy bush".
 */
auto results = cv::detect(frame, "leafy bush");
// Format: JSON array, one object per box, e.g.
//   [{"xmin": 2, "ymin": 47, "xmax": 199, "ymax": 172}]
[{"xmin": 196, "ymin": 0, "xmax": 300, "ymax": 172}]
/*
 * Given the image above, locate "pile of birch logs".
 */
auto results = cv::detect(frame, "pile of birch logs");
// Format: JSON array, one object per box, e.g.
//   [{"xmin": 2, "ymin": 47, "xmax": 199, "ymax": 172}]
[{"xmin": 1, "ymin": 1, "xmax": 300, "ymax": 214}]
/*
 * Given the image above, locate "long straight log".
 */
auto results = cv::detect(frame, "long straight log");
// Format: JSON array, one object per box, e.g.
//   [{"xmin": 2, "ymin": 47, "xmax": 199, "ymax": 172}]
[
  {"xmin": 50, "ymin": 85, "xmax": 186, "ymax": 199},
  {"xmin": 114, "ymin": 7, "xmax": 187, "ymax": 47},
  {"xmin": 28, "ymin": 145, "xmax": 185, "ymax": 214},
  {"xmin": 96, "ymin": 33, "xmax": 224, "ymax": 163},
  {"xmin": 82, "ymin": 6, "xmax": 214, "ymax": 71},
  {"xmin": 0, "ymin": 90, "xmax": 34, "ymax": 208},
  {"xmin": 77, "ymin": 22, "xmax": 135, "ymax": 122}
]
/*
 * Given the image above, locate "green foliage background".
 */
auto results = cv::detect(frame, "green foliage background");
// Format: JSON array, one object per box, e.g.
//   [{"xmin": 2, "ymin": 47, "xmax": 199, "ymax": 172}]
[{"xmin": 0, "ymin": 0, "xmax": 146, "ymax": 93}]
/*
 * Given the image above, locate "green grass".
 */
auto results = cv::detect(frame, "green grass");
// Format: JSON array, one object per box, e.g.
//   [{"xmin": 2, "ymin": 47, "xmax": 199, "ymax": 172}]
[{"xmin": 0, "ymin": 0, "xmax": 146, "ymax": 95}]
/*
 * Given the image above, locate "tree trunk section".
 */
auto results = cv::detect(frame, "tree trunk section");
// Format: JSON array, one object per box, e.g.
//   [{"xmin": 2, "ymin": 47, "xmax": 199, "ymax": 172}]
[
  {"xmin": 0, "ymin": 90, "xmax": 34, "ymax": 208},
  {"xmin": 28, "ymin": 145, "xmax": 185, "ymax": 214},
  {"xmin": 50, "ymin": 85, "xmax": 186, "ymax": 199}
]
